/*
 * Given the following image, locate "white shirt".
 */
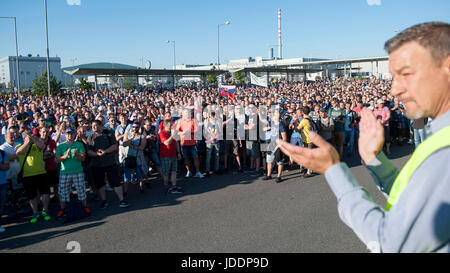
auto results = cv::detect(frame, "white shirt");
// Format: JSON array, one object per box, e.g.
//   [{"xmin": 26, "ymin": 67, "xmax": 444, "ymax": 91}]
[
  {"xmin": 0, "ymin": 141, "xmax": 20, "ymax": 180},
  {"xmin": 51, "ymin": 132, "xmax": 67, "ymax": 145}
]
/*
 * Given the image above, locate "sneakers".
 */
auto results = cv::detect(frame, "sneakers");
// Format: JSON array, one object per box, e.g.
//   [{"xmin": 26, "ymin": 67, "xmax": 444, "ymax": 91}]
[
  {"xmin": 41, "ymin": 210, "xmax": 51, "ymax": 221},
  {"xmin": 164, "ymin": 186, "xmax": 170, "ymax": 195},
  {"xmin": 100, "ymin": 201, "xmax": 109, "ymax": 209},
  {"xmin": 30, "ymin": 213, "xmax": 40, "ymax": 224},
  {"xmin": 185, "ymin": 171, "xmax": 193, "ymax": 178},
  {"xmin": 0, "ymin": 226, "xmax": 5, "ymax": 233},
  {"xmin": 195, "ymin": 172, "xmax": 204, "ymax": 179},
  {"xmin": 262, "ymin": 175, "xmax": 273, "ymax": 181},
  {"xmin": 83, "ymin": 207, "xmax": 91, "ymax": 216},
  {"xmin": 169, "ymin": 186, "xmax": 182, "ymax": 194},
  {"xmin": 119, "ymin": 200, "xmax": 130, "ymax": 208},
  {"xmin": 275, "ymin": 177, "xmax": 282, "ymax": 183},
  {"xmin": 56, "ymin": 209, "xmax": 66, "ymax": 220},
  {"xmin": 105, "ymin": 184, "xmax": 114, "ymax": 192}
]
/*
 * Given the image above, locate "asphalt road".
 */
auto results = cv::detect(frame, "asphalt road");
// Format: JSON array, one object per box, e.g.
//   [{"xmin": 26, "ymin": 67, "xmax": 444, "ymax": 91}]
[{"xmin": 0, "ymin": 144, "xmax": 413, "ymax": 253}]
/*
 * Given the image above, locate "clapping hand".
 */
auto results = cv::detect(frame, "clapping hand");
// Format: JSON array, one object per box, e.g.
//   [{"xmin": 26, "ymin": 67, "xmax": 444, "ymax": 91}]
[
  {"xmin": 358, "ymin": 108, "xmax": 384, "ymax": 164},
  {"xmin": 64, "ymin": 148, "xmax": 71, "ymax": 159},
  {"xmin": 277, "ymin": 131, "xmax": 340, "ymax": 174}
]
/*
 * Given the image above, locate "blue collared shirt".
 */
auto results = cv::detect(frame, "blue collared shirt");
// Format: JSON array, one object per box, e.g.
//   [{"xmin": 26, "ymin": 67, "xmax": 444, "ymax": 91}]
[{"xmin": 324, "ymin": 110, "xmax": 450, "ymax": 253}]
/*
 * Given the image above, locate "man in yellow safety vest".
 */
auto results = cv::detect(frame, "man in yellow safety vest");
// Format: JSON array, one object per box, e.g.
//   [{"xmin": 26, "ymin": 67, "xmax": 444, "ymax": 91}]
[{"xmin": 277, "ymin": 22, "xmax": 450, "ymax": 253}]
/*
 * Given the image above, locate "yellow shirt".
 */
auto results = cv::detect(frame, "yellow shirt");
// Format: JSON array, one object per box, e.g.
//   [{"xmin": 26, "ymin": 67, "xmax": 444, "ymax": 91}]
[
  {"xmin": 300, "ymin": 115, "xmax": 312, "ymax": 144},
  {"xmin": 15, "ymin": 144, "xmax": 47, "ymax": 178}
]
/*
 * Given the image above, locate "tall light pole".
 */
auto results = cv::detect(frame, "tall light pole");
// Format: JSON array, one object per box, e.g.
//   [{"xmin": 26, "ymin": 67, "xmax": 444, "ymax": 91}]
[
  {"xmin": 217, "ymin": 21, "xmax": 230, "ymax": 68},
  {"xmin": 70, "ymin": 58, "xmax": 77, "ymax": 68},
  {"xmin": 0, "ymin": 16, "xmax": 20, "ymax": 96},
  {"xmin": 44, "ymin": 0, "xmax": 51, "ymax": 97},
  {"xmin": 165, "ymin": 40, "xmax": 176, "ymax": 70}
]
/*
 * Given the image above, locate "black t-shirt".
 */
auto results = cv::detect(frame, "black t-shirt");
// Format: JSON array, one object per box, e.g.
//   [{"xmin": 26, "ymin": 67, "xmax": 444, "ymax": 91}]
[
  {"xmin": 245, "ymin": 113, "xmax": 259, "ymax": 142},
  {"xmin": 142, "ymin": 126, "xmax": 157, "ymax": 150},
  {"xmin": 87, "ymin": 130, "xmax": 117, "ymax": 167}
]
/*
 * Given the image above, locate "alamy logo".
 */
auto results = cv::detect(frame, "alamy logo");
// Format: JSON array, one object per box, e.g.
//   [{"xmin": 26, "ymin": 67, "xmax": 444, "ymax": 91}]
[{"xmin": 66, "ymin": 241, "xmax": 81, "ymax": 253}]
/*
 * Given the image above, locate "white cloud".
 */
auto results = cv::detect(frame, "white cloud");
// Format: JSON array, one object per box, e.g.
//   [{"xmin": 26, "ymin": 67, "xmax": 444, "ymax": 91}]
[
  {"xmin": 366, "ymin": 0, "xmax": 381, "ymax": 6},
  {"xmin": 66, "ymin": 0, "xmax": 81, "ymax": 6}
]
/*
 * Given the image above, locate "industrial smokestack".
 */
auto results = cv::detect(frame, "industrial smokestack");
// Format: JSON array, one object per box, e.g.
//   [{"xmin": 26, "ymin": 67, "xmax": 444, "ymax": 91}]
[{"xmin": 278, "ymin": 9, "xmax": 282, "ymax": 59}]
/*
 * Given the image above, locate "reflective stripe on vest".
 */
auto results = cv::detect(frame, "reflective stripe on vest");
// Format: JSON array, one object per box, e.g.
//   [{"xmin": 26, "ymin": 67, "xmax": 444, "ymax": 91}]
[{"xmin": 386, "ymin": 126, "xmax": 450, "ymax": 211}]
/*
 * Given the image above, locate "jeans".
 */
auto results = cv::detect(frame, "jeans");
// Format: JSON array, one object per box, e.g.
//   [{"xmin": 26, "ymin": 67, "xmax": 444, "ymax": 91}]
[
  {"xmin": 151, "ymin": 148, "xmax": 161, "ymax": 167},
  {"xmin": 123, "ymin": 162, "xmax": 143, "ymax": 182},
  {"xmin": 413, "ymin": 128, "xmax": 427, "ymax": 148},
  {"xmin": 206, "ymin": 143, "xmax": 220, "ymax": 172},
  {"xmin": 344, "ymin": 129, "xmax": 355, "ymax": 154},
  {"xmin": 290, "ymin": 137, "xmax": 303, "ymax": 147},
  {"xmin": 0, "ymin": 183, "xmax": 7, "ymax": 225}
]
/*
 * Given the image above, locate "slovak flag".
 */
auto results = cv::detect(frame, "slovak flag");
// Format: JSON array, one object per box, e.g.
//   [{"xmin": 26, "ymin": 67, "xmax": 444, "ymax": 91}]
[{"xmin": 219, "ymin": 85, "xmax": 236, "ymax": 98}]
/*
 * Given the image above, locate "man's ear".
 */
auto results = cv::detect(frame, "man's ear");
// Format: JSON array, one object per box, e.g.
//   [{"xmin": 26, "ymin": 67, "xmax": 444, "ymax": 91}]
[{"xmin": 443, "ymin": 55, "xmax": 450, "ymax": 83}]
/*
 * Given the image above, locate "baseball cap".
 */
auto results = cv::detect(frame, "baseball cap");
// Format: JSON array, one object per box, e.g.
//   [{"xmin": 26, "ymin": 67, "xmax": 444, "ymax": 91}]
[
  {"xmin": 65, "ymin": 127, "xmax": 75, "ymax": 134},
  {"xmin": 376, "ymin": 99, "xmax": 384, "ymax": 104}
]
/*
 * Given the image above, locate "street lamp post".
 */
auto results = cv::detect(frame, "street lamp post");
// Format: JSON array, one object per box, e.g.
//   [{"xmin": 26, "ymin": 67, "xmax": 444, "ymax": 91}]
[
  {"xmin": 70, "ymin": 58, "xmax": 77, "ymax": 68},
  {"xmin": 165, "ymin": 40, "xmax": 176, "ymax": 88},
  {"xmin": 44, "ymin": 0, "xmax": 51, "ymax": 97},
  {"xmin": 0, "ymin": 16, "xmax": 20, "ymax": 96},
  {"xmin": 217, "ymin": 21, "xmax": 230, "ymax": 68},
  {"xmin": 165, "ymin": 40, "xmax": 176, "ymax": 70}
]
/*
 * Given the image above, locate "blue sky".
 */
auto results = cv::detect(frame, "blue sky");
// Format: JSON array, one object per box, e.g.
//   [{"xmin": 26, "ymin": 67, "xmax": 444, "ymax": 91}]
[{"xmin": 1, "ymin": 0, "xmax": 449, "ymax": 69}]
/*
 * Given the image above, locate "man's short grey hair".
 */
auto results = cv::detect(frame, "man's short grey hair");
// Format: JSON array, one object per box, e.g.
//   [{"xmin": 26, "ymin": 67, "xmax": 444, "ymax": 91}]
[{"xmin": 384, "ymin": 22, "xmax": 450, "ymax": 66}]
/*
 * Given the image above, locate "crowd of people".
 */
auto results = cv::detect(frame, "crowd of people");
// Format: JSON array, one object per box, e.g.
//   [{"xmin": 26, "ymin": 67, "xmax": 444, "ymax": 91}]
[{"xmin": 0, "ymin": 76, "xmax": 426, "ymax": 232}]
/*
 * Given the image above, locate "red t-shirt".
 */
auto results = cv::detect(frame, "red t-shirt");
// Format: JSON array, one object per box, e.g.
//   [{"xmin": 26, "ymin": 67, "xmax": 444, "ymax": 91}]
[
  {"xmin": 158, "ymin": 128, "xmax": 177, "ymax": 158},
  {"xmin": 44, "ymin": 138, "xmax": 57, "ymax": 171},
  {"xmin": 176, "ymin": 118, "xmax": 198, "ymax": 146}
]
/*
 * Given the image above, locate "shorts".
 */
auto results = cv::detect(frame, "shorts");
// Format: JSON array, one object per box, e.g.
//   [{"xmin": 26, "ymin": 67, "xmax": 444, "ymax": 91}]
[
  {"xmin": 22, "ymin": 173, "xmax": 50, "ymax": 200},
  {"xmin": 46, "ymin": 169, "xmax": 59, "ymax": 187},
  {"xmin": 384, "ymin": 126, "xmax": 391, "ymax": 143},
  {"xmin": 333, "ymin": 131, "xmax": 344, "ymax": 146},
  {"xmin": 246, "ymin": 141, "xmax": 260, "ymax": 158},
  {"xmin": 219, "ymin": 140, "xmax": 233, "ymax": 155},
  {"xmin": 266, "ymin": 148, "xmax": 283, "ymax": 165},
  {"xmin": 181, "ymin": 145, "xmax": 198, "ymax": 158},
  {"xmin": 92, "ymin": 165, "xmax": 121, "ymax": 189},
  {"xmin": 58, "ymin": 172, "xmax": 87, "ymax": 203},
  {"xmin": 161, "ymin": 157, "xmax": 178, "ymax": 175}
]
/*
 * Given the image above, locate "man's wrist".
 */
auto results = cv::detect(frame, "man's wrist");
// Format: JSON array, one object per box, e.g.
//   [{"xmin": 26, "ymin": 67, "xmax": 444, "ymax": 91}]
[{"xmin": 360, "ymin": 152, "xmax": 378, "ymax": 165}]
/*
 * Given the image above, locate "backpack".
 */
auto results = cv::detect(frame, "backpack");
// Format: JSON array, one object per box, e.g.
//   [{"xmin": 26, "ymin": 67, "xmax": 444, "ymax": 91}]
[
  {"xmin": 305, "ymin": 117, "xmax": 320, "ymax": 134},
  {"xmin": 63, "ymin": 200, "xmax": 86, "ymax": 224}
]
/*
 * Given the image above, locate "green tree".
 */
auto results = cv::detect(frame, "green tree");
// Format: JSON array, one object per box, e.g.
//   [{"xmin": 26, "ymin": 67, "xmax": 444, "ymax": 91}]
[
  {"xmin": 79, "ymin": 78, "xmax": 93, "ymax": 91},
  {"xmin": 206, "ymin": 66, "xmax": 217, "ymax": 85},
  {"xmin": 233, "ymin": 71, "xmax": 245, "ymax": 84},
  {"xmin": 32, "ymin": 71, "xmax": 63, "ymax": 96},
  {"xmin": 122, "ymin": 76, "xmax": 138, "ymax": 89}
]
